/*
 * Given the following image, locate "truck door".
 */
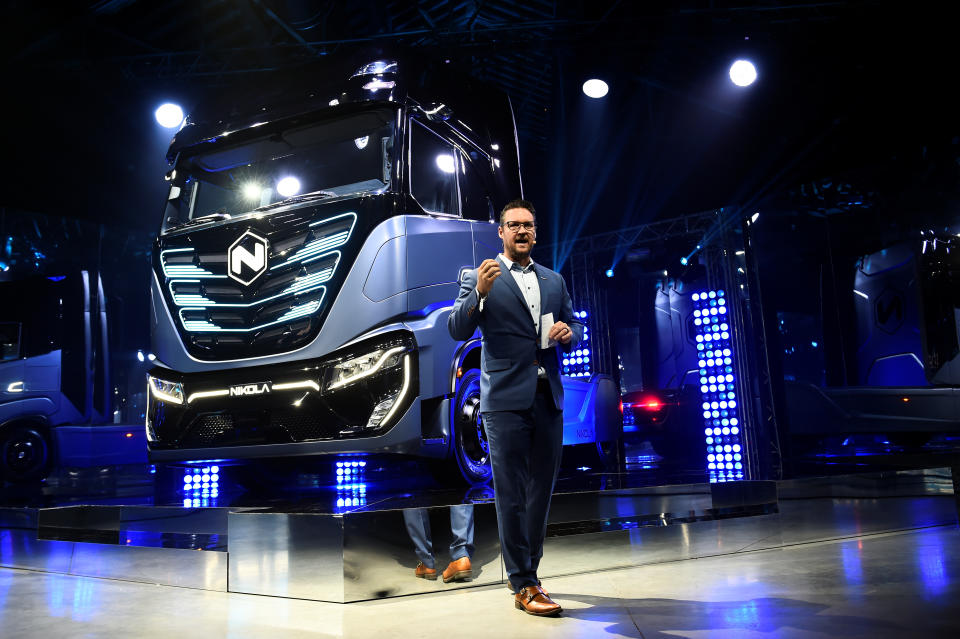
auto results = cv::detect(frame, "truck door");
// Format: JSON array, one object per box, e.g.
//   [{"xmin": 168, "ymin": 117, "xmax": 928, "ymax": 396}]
[{"xmin": 406, "ymin": 119, "xmax": 473, "ymax": 312}]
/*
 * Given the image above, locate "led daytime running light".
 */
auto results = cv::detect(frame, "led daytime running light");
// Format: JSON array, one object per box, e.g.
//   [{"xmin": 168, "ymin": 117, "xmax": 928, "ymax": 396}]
[
  {"xmin": 376, "ymin": 354, "xmax": 412, "ymax": 428},
  {"xmin": 186, "ymin": 389, "xmax": 229, "ymax": 404}
]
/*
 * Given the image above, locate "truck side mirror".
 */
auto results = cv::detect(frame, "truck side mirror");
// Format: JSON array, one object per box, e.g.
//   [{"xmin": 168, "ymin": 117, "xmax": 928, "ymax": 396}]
[{"xmin": 423, "ymin": 103, "xmax": 454, "ymax": 121}]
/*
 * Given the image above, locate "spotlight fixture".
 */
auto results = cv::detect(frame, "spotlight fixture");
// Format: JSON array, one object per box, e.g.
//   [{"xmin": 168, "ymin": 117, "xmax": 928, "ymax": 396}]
[
  {"xmin": 605, "ymin": 269, "xmax": 614, "ymax": 278},
  {"xmin": 276, "ymin": 176, "xmax": 301, "ymax": 197},
  {"xmin": 729, "ymin": 60, "xmax": 757, "ymax": 87},
  {"xmin": 582, "ymin": 79, "xmax": 609, "ymax": 99},
  {"xmin": 155, "ymin": 103, "xmax": 185, "ymax": 128}
]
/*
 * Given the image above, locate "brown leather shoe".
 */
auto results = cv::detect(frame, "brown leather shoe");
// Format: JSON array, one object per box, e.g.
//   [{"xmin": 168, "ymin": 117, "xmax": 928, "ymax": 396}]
[
  {"xmin": 508, "ymin": 579, "xmax": 548, "ymax": 596},
  {"xmin": 514, "ymin": 586, "xmax": 562, "ymax": 616},
  {"xmin": 442, "ymin": 556, "xmax": 473, "ymax": 583},
  {"xmin": 415, "ymin": 561, "xmax": 437, "ymax": 580}
]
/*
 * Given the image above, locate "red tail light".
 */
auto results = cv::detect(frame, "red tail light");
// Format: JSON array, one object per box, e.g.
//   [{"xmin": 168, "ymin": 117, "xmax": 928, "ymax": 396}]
[{"xmin": 637, "ymin": 396, "xmax": 663, "ymax": 411}]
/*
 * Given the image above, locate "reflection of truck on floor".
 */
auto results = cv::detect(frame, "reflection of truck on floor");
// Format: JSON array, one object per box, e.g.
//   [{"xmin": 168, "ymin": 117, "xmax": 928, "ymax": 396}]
[
  {"xmin": 145, "ymin": 56, "xmax": 620, "ymax": 484},
  {"xmin": 0, "ymin": 271, "xmax": 144, "ymax": 482}
]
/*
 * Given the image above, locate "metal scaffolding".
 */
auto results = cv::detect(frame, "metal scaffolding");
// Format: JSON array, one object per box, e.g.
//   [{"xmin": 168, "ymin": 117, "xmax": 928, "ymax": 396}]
[
  {"xmin": 546, "ymin": 208, "xmax": 723, "ymax": 377},
  {"xmin": 567, "ymin": 250, "xmax": 613, "ymax": 376},
  {"xmin": 546, "ymin": 209, "xmax": 720, "ymax": 258}
]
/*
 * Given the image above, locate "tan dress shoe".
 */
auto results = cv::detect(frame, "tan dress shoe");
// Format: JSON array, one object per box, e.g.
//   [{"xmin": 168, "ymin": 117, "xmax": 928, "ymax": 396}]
[
  {"xmin": 514, "ymin": 586, "xmax": 562, "ymax": 616},
  {"xmin": 415, "ymin": 561, "xmax": 437, "ymax": 580},
  {"xmin": 442, "ymin": 556, "xmax": 473, "ymax": 583},
  {"xmin": 508, "ymin": 579, "xmax": 548, "ymax": 596}
]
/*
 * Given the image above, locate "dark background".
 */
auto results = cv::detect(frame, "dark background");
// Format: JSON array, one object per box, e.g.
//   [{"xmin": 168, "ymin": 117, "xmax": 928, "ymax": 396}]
[{"xmin": 2, "ymin": 1, "xmax": 956, "ymax": 242}]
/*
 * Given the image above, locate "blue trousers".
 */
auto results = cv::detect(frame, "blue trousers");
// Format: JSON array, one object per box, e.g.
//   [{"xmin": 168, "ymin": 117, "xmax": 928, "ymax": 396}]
[
  {"xmin": 482, "ymin": 388, "xmax": 563, "ymax": 592},
  {"xmin": 403, "ymin": 504, "xmax": 475, "ymax": 569}
]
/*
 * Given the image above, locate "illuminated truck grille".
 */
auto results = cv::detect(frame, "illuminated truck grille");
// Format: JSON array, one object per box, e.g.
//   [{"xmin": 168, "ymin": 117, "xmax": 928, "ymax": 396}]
[{"xmin": 156, "ymin": 210, "xmax": 359, "ymax": 360}]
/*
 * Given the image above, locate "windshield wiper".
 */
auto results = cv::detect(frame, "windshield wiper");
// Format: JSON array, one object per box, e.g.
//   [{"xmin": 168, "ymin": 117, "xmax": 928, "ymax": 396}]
[
  {"xmin": 254, "ymin": 190, "xmax": 338, "ymax": 212},
  {"xmin": 165, "ymin": 211, "xmax": 231, "ymax": 233}
]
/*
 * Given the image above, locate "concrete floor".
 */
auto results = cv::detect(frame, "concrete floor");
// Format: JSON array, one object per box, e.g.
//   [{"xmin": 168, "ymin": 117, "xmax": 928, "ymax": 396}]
[{"xmin": 1, "ymin": 526, "xmax": 958, "ymax": 638}]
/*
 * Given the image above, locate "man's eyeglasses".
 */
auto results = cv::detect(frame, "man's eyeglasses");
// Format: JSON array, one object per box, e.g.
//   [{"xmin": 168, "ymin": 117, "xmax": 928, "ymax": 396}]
[{"xmin": 502, "ymin": 221, "xmax": 536, "ymax": 232}]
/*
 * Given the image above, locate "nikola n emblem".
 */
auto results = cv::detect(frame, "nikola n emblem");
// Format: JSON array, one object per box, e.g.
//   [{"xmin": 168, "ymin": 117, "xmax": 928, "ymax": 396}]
[{"xmin": 228, "ymin": 230, "xmax": 269, "ymax": 285}]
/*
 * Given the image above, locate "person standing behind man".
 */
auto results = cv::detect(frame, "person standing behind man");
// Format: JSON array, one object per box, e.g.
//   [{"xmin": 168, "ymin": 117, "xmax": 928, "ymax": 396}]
[{"xmin": 448, "ymin": 199, "xmax": 582, "ymax": 616}]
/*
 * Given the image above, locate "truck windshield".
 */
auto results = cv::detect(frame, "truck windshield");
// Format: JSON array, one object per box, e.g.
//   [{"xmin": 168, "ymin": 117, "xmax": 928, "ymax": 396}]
[{"xmin": 161, "ymin": 108, "xmax": 396, "ymax": 234}]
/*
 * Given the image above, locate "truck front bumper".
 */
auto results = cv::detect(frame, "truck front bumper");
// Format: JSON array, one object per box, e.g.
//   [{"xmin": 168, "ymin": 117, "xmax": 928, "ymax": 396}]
[{"xmin": 145, "ymin": 331, "xmax": 421, "ymax": 461}]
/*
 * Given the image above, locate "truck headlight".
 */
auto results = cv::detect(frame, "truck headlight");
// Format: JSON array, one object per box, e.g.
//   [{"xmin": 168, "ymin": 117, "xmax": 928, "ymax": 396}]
[
  {"xmin": 148, "ymin": 374, "xmax": 184, "ymax": 405},
  {"xmin": 323, "ymin": 345, "xmax": 406, "ymax": 391},
  {"xmin": 366, "ymin": 354, "xmax": 412, "ymax": 429}
]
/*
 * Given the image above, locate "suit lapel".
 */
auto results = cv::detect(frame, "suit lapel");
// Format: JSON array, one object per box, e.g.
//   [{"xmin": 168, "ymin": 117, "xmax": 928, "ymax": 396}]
[
  {"xmin": 534, "ymin": 263, "xmax": 550, "ymax": 316},
  {"xmin": 496, "ymin": 255, "xmax": 537, "ymax": 335}
]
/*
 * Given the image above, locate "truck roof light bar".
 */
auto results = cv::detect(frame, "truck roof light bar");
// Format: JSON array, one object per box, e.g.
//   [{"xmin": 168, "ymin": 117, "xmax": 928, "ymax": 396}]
[{"xmin": 351, "ymin": 60, "xmax": 398, "ymax": 78}]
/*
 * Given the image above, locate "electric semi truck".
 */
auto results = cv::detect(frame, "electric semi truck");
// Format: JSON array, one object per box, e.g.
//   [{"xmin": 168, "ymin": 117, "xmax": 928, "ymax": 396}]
[
  {"xmin": 0, "ymin": 271, "xmax": 119, "ymax": 482},
  {"xmin": 145, "ymin": 57, "xmax": 620, "ymax": 484}
]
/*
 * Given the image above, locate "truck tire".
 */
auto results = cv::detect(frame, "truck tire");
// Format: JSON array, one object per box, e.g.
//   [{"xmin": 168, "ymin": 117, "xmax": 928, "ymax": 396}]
[
  {"xmin": 595, "ymin": 438, "xmax": 621, "ymax": 470},
  {"xmin": 0, "ymin": 422, "xmax": 53, "ymax": 483},
  {"xmin": 451, "ymin": 368, "xmax": 492, "ymax": 485}
]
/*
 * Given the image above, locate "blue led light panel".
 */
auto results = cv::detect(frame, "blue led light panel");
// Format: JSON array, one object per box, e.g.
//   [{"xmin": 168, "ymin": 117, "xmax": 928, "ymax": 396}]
[
  {"xmin": 335, "ymin": 458, "xmax": 367, "ymax": 512},
  {"xmin": 561, "ymin": 310, "xmax": 591, "ymax": 378},
  {"xmin": 182, "ymin": 464, "xmax": 220, "ymax": 507},
  {"xmin": 692, "ymin": 290, "xmax": 744, "ymax": 483}
]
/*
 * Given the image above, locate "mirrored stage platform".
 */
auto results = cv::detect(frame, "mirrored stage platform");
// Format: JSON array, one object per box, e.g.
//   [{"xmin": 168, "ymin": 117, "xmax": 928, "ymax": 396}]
[{"xmin": 1, "ymin": 463, "xmax": 957, "ymax": 603}]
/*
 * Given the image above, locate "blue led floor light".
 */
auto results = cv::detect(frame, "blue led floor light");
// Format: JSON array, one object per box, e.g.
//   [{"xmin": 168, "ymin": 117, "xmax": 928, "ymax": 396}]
[
  {"xmin": 182, "ymin": 464, "xmax": 220, "ymax": 507},
  {"xmin": 334, "ymin": 458, "xmax": 367, "ymax": 512},
  {"xmin": 561, "ymin": 310, "xmax": 591, "ymax": 378},
  {"xmin": 692, "ymin": 290, "xmax": 744, "ymax": 483}
]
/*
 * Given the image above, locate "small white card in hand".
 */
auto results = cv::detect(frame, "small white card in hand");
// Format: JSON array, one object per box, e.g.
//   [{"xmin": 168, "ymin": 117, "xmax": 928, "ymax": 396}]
[{"xmin": 540, "ymin": 313, "xmax": 555, "ymax": 349}]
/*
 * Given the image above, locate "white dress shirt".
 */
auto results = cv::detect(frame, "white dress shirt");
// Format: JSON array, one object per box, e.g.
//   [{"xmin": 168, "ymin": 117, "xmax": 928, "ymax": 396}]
[{"xmin": 478, "ymin": 254, "xmax": 547, "ymax": 377}]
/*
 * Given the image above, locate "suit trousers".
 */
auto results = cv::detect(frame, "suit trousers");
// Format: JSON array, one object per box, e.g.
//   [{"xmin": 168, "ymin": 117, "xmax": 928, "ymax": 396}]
[{"xmin": 482, "ymin": 384, "xmax": 564, "ymax": 592}]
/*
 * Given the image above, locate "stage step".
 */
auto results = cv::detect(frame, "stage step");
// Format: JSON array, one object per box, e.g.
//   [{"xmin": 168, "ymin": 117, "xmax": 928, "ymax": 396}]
[{"xmin": 1, "ymin": 468, "xmax": 956, "ymax": 602}]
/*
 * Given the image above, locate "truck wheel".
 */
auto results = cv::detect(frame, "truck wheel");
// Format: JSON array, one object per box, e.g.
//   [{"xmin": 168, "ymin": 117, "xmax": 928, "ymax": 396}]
[
  {"xmin": 595, "ymin": 439, "xmax": 621, "ymax": 470},
  {"xmin": 0, "ymin": 423, "xmax": 53, "ymax": 483},
  {"xmin": 451, "ymin": 369, "xmax": 492, "ymax": 485}
]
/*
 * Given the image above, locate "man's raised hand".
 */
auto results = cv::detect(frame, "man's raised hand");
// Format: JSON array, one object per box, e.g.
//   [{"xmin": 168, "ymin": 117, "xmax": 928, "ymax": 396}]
[
  {"xmin": 476, "ymin": 258, "xmax": 501, "ymax": 296},
  {"xmin": 548, "ymin": 321, "xmax": 573, "ymax": 345}
]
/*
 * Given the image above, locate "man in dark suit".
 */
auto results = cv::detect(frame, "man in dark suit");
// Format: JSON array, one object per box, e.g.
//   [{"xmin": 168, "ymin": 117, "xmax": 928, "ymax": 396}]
[{"xmin": 448, "ymin": 199, "xmax": 583, "ymax": 616}]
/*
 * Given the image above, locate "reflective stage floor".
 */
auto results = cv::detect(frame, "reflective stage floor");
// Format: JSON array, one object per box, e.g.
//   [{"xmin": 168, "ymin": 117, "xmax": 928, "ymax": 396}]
[
  {"xmin": 1, "ymin": 454, "xmax": 957, "ymax": 606},
  {"xmin": 2, "ymin": 522, "xmax": 958, "ymax": 638}
]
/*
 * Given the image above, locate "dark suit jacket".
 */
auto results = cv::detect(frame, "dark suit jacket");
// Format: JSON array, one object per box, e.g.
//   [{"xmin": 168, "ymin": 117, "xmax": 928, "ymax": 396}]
[{"xmin": 448, "ymin": 255, "xmax": 583, "ymax": 412}]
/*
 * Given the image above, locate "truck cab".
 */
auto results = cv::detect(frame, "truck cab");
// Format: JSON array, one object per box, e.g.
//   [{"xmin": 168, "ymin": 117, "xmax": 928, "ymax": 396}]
[
  {"xmin": 146, "ymin": 57, "xmax": 620, "ymax": 483},
  {"xmin": 0, "ymin": 272, "xmax": 111, "ymax": 481}
]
